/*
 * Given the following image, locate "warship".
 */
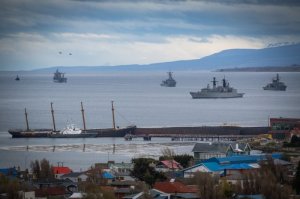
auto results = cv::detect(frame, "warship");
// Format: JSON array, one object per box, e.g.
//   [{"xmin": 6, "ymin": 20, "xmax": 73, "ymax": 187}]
[
  {"xmin": 161, "ymin": 72, "xmax": 176, "ymax": 87},
  {"xmin": 8, "ymin": 102, "xmax": 136, "ymax": 138},
  {"xmin": 263, "ymin": 74, "xmax": 287, "ymax": 91},
  {"xmin": 190, "ymin": 77, "xmax": 244, "ymax": 99},
  {"xmin": 53, "ymin": 69, "xmax": 67, "ymax": 83}
]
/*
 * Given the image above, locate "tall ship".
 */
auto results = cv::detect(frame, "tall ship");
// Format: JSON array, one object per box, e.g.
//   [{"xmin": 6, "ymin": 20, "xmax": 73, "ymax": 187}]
[
  {"xmin": 190, "ymin": 77, "xmax": 244, "ymax": 99},
  {"xmin": 161, "ymin": 72, "xmax": 176, "ymax": 87},
  {"xmin": 263, "ymin": 74, "xmax": 287, "ymax": 91},
  {"xmin": 8, "ymin": 102, "xmax": 136, "ymax": 138},
  {"xmin": 53, "ymin": 69, "xmax": 67, "ymax": 83}
]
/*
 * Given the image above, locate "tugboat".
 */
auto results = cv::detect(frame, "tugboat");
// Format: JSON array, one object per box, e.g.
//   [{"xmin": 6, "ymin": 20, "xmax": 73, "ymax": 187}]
[
  {"xmin": 263, "ymin": 74, "xmax": 286, "ymax": 91},
  {"xmin": 15, "ymin": 75, "xmax": 20, "ymax": 81},
  {"xmin": 53, "ymin": 69, "xmax": 67, "ymax": 83},
  {"xmin": 190, "ymin": 77, "xmax": 244, "ymax": 99},
  {"xmin": 161, "ymin": 72, "xmax": 176, "ymax": 87}
]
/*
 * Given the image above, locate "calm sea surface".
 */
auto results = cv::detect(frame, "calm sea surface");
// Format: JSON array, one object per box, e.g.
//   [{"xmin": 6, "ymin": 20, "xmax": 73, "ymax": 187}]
[{"xmin": 0, "ymin": 71, "xmax": 299, "ymax": 170}]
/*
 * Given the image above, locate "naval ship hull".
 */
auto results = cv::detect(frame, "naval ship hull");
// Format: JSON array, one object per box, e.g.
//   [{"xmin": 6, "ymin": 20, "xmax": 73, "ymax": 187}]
[
  {"xmin": 8, "ymin": 126, "xmax": 136, "ymax": 138},
  {"xmin": 263, "ymin": 85, "xmax": 286, "ymax": 91},
  {"xmin": 190, "ymin": 91, "xmax": 244, "ymax": 99}
]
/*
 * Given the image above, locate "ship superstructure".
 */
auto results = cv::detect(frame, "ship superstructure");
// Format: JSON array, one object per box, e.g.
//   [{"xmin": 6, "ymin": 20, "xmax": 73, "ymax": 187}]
[{"xmin": 53, "ymin": 69, "xmax": 67, "ymax": 83}]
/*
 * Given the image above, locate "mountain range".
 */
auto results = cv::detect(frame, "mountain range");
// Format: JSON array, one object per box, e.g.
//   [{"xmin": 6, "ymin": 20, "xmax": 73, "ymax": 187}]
[{"xmin": 32, "ymin": 43, "xmax": 300, "ymax": 73}]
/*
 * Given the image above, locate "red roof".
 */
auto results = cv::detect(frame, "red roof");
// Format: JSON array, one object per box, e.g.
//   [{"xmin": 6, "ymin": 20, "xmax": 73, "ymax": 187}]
[
  {"xmin": 159, "ymin": 160, "xmax": 182, "ymax": 169},
  {"xmin": 35, "ymin": 187, "xmax": 65, "ymax": 197},
  {"xmin": 154, "ymin": 181, "xmax": 197, "ymax": 193},
  {"xmin": 52, "ymin": 166, "xmax": 72, "ymax": 174}
]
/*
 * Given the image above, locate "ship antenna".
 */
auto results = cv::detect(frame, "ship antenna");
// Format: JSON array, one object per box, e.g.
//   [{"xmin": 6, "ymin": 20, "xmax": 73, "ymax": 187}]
[
  {"xmin": 51, "ymin": 102, "xmax": 56, "ymax": 131},
  {"xmin": 24, "ymin": 108, "xmax": 30, "ymax": 131},
  {"xmin": 211, "ymin": 77, "xmax": 217, "ymax": 88},
  {"xmin": 81, "ymin": 102, "xmax": 87, "ymax": 131},
  {"xmin": 111, "ymin": 100, "xmax": 116, "ymax": 130}
]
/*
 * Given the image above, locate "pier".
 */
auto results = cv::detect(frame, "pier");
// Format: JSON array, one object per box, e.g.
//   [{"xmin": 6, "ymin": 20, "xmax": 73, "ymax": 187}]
[{"xmin": 130, "ymin": 134, "xmax": 254, "ymax": 142}]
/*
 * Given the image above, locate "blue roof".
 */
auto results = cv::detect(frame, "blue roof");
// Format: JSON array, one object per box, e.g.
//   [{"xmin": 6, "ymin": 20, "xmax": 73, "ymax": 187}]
[
  {"xmin": 0, "ymin": 168, "xmax": 18, "ymax": 176},
  {"xmin": 204, "ymin": 153, "xmax": 282, "ymax": 164},
  {"xmin": 203, "ymin": 162, "xmax": 254, "ymax": 172},
  {"xmin": 102, "ymin": 171, "xmax": 115, "ymax": 179}
]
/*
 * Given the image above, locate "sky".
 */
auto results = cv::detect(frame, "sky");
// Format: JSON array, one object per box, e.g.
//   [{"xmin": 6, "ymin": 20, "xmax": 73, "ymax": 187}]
[{"xmin": 0, "ymin": 0, "xmax": 300, "ymax": 71}]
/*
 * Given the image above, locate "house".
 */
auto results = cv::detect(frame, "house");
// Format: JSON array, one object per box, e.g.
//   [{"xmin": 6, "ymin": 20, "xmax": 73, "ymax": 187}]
[
  {"xmin": 226, "ymin": 143, "xmax": 251, "ymax": 156},
  {"xmin": 183, "ymin": 154, "xmax": 282, "ymax": 178},
  {"xmin": 18, "ymin": 191, "xmax": 35, "ymax": 199},
  {"xmin": 109, "ymin": 162, "xmax": 133, "ymax": 175},
  {"xmin": 0, "ymin": 167, "xmax": 18, "ymax": 177},
  {"xmin": 109, "ymin": 162, "xmax": 134, "ymax": 181},
  {"xmin": 102, "ymin": 171, "xmax": 115, "ymax": 184},
  {"xmin": 153, "ymin": 180, "xmax": 199, "ymax": 199},
  {"xmin": 69, "ymin": 192, "xmax": 86, "ymax": 199},
  {"xmin": 233, "ymin": 194, "xmax": 265, "ymax": 199},
  {"xmin": 155, "ymin": 160, "xmax": 183, "ymax": 172},
  {"xmin": 61, "ymin": 172, "xmax": 88, "ymax": 183},
  {"xmin": 123, "ymin": 189, "xmax": 171, "ymax": 199},
  {"xmin": 35, "ymin": 187, "xmax": 66, "ymax": 198},
  {"xmin": 192, "ymin": 142, "xmax": 251, "ymax": 163},
  {"xmin": 52, "ymin": 166, "xmax": 72, "ymax": 179},
  {"xmin": 269, "ymin": 117, "xmax": 300, "ymax": 140}
]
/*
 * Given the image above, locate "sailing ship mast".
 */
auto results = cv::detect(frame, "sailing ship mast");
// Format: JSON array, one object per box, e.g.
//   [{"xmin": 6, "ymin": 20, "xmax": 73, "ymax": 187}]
[
  {"xmin": 24, "ymin": 108, "xmax": 29, "ymax": 131},
  {"xmin": 51, "ymin": 102, "xmax": 56, "ymax": 131},
  {"xmin": 81, "ymin": 102, "xmax": 87, "ymax": 131},
  {"xmin": 111, "ymin": 101, "xmax": 116, "ymax": 130}
]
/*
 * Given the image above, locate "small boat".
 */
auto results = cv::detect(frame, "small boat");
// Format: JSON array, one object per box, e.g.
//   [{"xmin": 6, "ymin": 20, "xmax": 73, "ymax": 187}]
[{"xmin": 15, "ymin": 75, "xmax": 20, "ymax": 81}]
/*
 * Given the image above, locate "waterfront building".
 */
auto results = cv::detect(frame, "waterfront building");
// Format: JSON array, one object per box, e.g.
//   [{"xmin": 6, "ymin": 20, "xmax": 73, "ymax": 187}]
[{"xmin": 192, "ymin": 142, "xmax": 251, "ymax": 162}]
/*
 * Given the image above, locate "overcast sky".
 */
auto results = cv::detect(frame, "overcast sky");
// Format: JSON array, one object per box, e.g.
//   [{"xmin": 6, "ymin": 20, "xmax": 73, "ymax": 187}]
[{"xmin": 0, "ymin": 0, "xmax": 300, "ymax": 71}]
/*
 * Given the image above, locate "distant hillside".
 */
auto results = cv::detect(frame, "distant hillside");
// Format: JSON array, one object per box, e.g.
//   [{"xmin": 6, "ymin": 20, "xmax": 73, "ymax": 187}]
[
  {"xmin": 30, "ymin": 43, "xmax": 300, "ymax": 73},
  {"xmin": 216, "ymin": 65, "xmax": 300, "ymax": 72}
]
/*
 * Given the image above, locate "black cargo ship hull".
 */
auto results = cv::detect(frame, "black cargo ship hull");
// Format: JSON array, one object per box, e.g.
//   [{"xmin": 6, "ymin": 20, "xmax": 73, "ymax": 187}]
[{"xmin": 8, "ymin": 126, "xmax": 136, "ymax": 138}]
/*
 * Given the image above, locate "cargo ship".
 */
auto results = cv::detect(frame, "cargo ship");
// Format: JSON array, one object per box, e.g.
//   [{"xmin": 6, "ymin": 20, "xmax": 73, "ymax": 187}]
[{"xmin": 8, "ymin": 101, "xmax": 136, "ymax": 138}]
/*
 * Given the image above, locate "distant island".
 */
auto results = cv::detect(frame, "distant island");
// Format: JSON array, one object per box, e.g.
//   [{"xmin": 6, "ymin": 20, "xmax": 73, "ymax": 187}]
[{"xmin": 216, "ymin": 65, "xmax": 300, "ymax": 72}]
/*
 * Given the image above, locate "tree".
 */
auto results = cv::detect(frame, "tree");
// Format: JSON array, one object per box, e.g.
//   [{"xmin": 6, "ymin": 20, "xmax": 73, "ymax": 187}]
[
  {"xmin": 30, "ymin": 160, "xmax": 40, "ymax": 179},
  {"xmin": 131, "ymin": 158, "xmax": 166, "ymax": 187},
  {"xmin": 30, "ymin": 159, "xmax": 54, "ymax": 179},
  {"xmin": 293, "ymin": 161, "xmax": 300, "ymax": 194}
]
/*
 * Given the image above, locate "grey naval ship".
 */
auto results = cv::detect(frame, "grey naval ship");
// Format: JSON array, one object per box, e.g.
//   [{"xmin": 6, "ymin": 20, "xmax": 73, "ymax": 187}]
[
  {"xmin": 53, "ymin": 69, "xmax": 67, "ymax": 83},
  {"xmin": 190, "ymin": 77, "xmax": 244, "ymax": 99},
  {"xmin": 161, "ymin": 72, "xmax": 176, "ymax": 87},
  {"xmin": 8, "ymin": 101, "xmax": 136, "ymax": 138},
  {"xmin": 263, "ymin": 74, "xmax": 287, "ymax": 91}
]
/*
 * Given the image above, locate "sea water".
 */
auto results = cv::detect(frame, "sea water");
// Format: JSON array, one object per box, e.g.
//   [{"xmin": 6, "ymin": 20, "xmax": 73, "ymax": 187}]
[{"xmin": 0, "ymin": 71, "xmax": 299, "ymax": 170}]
